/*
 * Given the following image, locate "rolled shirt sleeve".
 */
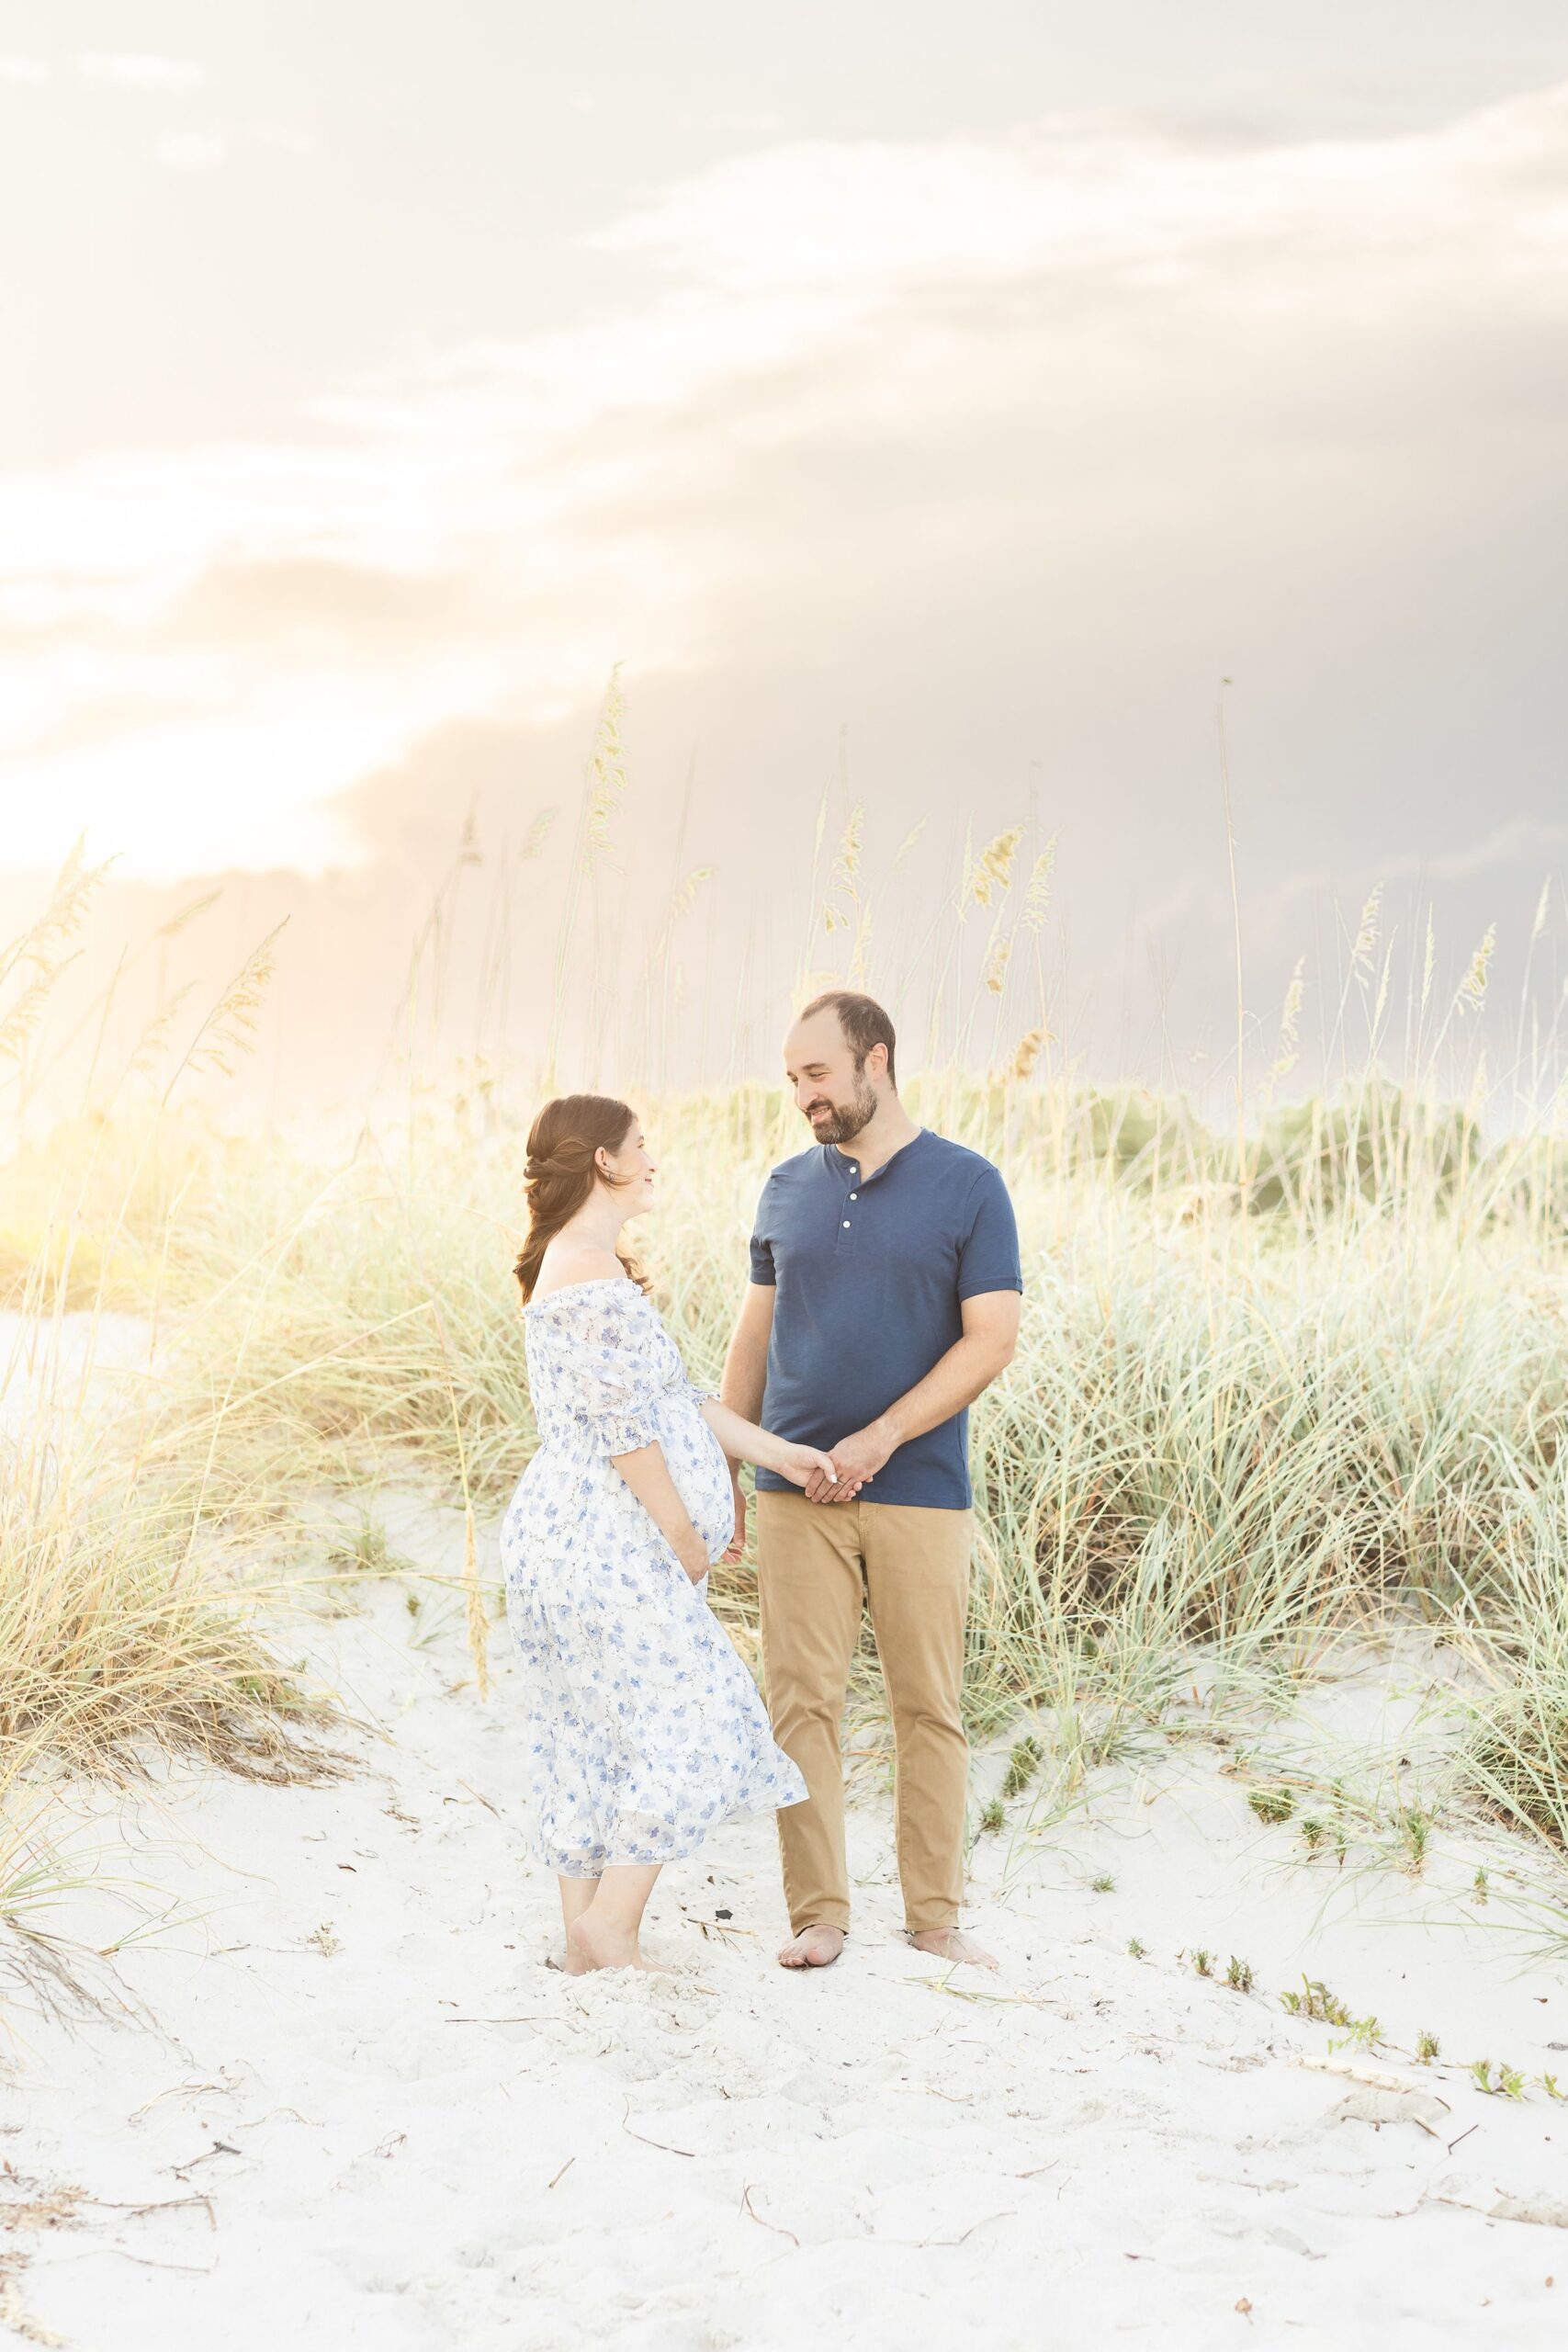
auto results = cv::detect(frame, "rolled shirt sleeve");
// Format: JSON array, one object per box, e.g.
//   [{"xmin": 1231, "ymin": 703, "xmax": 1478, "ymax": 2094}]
[
  {"xmin": 747, "ymin": 1177, "xmax": 777, "ymax": 1286},
  {"xmin": 955, "ymin": 1165, "xmax": 1023, "ymax": 1301}
]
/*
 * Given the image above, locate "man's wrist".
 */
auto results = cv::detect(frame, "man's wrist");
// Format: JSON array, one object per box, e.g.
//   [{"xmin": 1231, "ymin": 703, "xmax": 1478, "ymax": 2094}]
[{"xmin": 873, "ymin": 1409, "xmax": 903, "ymax": 1455}]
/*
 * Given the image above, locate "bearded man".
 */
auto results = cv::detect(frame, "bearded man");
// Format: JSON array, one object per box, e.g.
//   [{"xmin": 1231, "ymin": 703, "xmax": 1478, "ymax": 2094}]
[{"xmin": 721, "ymin": 989, "xmax": 1021, "ymax": 1971}]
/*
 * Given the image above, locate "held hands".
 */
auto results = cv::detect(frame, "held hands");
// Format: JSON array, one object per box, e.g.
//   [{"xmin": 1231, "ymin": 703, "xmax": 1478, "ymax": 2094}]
[
  {"xmin": 723, "ymin": 1427, "xmax": 895, "ymax": 1555},
  {"xmin": 802, "ymin": 1420, "xmax": 896, "ymax": 1503},
  {"xmin": 774, "ymin": 1441, "xmax": 859, "ymax": 1498},
  {"xmin": 717, "ymin": 1453, "xmax": 848, "ymax": 1563}
]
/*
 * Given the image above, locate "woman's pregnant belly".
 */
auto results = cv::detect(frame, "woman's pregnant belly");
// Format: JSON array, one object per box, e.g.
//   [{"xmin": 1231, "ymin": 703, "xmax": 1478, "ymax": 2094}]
[
  {"xmin": 655, "ymin": 1393, "xmax": 735, "ymax": 1566},
  {"xmin": 505, "ymin": 1396, "xmax": 735, "ymax": 1574}
]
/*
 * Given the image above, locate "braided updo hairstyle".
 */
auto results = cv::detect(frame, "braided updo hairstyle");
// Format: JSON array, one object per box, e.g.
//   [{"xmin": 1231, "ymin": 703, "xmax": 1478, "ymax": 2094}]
[{"xmin": 513, "ymin": 1092, "xmax": 652, "ymax": 1304}]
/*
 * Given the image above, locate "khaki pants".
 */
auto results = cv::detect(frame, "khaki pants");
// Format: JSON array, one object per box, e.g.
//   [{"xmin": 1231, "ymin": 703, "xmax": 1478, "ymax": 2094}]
[{"xmin": 755, "ymin": 1488, "xmax": 973, "ymax": 1938}]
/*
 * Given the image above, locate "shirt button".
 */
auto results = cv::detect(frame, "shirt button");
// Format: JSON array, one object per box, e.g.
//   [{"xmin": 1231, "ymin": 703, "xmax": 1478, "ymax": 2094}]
[
  {"xmin": 849, "ymin": 1192, "xmax": 858, "ymax": 1201},
  {"xmin": 842, "ymin": 1219, "xmax": 851, "ymax": 1228}
]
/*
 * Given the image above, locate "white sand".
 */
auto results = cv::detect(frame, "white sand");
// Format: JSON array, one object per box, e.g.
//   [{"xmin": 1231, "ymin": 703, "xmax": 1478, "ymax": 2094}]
[{"xmin": 5, "ymin": 1510, "xmax": 1568, "ymax": 2351}]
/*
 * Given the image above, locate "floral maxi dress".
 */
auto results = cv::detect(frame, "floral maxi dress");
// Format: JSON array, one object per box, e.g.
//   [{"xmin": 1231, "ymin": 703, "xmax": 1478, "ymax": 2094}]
[{"xmin": 501, "ymin": 1277, "xmax": 807, "ymax": 1876}]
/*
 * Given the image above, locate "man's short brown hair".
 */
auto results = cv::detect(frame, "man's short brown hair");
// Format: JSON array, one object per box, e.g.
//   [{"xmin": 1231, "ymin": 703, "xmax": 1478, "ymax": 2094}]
[{"xmin": 797, "ymin": 989, "xmax": 897, "ymax": 1088}]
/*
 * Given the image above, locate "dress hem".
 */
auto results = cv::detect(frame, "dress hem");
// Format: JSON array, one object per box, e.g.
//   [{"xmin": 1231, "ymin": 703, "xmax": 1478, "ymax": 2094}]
[{"xmin": 531, "ymin": 1785, "xmax": 807, "ymax": 1877}]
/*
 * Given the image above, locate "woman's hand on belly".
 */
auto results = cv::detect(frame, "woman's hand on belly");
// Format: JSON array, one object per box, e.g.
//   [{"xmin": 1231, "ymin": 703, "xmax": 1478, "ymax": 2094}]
[
  {"xmin": 608, "ymin": 1433, "xmax": 715, "ymax": 1582},
  {"xmin": 669, "ymin": 1412, "xmax": 741, "ymax": 1566},
  {"xmin": 671, "ymin": 1529, "xmax": 714, "ymax": 1583}
]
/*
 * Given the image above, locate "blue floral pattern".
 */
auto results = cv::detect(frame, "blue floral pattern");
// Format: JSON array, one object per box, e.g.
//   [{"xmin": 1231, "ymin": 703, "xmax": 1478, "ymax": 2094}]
[{"xmin": 501, "ymin": 1276, "xmax": 807, "ymax": 1876}]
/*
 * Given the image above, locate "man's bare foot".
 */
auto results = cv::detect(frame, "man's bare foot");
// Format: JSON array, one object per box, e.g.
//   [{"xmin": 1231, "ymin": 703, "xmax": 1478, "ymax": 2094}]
[
  {"xmin": 567, "ymin": 1912, "xmax": 665, "ymax": 1973},
  {"xmin": 778, "ymin": 1924, "xmax": 846, "ymax": 1970},
  {"xmin": 908, "ymin": 1927, "xmax": 998, "ymax": 1971},
  {"xmin": 546, "ymin": 1946, "xmax": 592, "ymax": 1975}
]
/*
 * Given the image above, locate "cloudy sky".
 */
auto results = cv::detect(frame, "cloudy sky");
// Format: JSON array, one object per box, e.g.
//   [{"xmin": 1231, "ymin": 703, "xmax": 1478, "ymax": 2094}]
[{"xmin": 4, "ymin": 2, "xmax": 1567, "ymax": 1103}]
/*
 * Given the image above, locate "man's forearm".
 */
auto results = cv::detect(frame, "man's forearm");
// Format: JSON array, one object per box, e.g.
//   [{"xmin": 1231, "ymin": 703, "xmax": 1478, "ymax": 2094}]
[
  {"xmin": 877, "ymin": 1332, "xmax": 1014, "ymax": 1452},
  {"xmin": 720, "ymin": 1332, "xmax": 768, "ymax": 1425}
]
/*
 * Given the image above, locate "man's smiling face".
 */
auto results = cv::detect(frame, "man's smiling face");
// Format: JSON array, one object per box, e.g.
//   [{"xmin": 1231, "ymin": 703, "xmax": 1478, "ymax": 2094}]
[{"xmin": 784, "ymin": 1006, "xmax": 883, "ymax": 1146}]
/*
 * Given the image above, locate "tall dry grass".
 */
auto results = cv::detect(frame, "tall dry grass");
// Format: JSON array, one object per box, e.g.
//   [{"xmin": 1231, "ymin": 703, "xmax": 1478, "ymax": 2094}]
[
  {"xmin": 6, "ymin": 700, "xmax": 1568, "ymax": 1951},
  {"xmin": 0, "ymin": 858, "xmax": 344, "ymax": 1967},
  {"xmin": 20, "ymin": 1061, "xmax": 1562, "ymax": 1861}
]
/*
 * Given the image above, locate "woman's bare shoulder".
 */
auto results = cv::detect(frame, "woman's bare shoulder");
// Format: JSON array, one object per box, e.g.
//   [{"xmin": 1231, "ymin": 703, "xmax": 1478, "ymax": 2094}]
[{"xmin": 530, "ymin": 1241, "xmax": 627, "ymax": 1303}]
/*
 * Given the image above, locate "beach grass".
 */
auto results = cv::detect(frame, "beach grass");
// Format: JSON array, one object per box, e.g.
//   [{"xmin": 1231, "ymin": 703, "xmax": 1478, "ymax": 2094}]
[
  {"xmin": 4, "ymin": 799, "xmax": 1568, "ymax": 1958},
  {"xmin": 10, "ymin": 1063, "xmax": 1567, "ymax": 1840}
]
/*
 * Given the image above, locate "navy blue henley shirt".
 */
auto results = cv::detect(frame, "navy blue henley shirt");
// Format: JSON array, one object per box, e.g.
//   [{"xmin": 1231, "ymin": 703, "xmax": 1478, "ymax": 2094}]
[{"xmin": 748, "ymin": 1126, "xmax": 1022, "ymax": 1510}]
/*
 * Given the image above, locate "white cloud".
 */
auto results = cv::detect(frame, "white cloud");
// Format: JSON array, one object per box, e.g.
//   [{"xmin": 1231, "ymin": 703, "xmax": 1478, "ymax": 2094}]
[
  {"xmin": 80, "ymin": 52, "xmax": 206, "ymax": 93},
  {"xmin": 253, "ymin": 122, "xmax": 315, "ymax": 154},
  {"xmin": 594, "ymin": 83, "xmax": 1568, "ymax": 300},
  {"xmin": 154, "ymin": 129, "xmax": 227, "ymax": 170},
  {"xmin": 0, "ymin": 55, "xmax": 49, "ymax": 85},
  {"xmin": 152, "ymin": 120, "xmax": 315, "ymax": 171},
  {"xmin": 3, "ymin": 79, "xmax": 1567, "ymax": 880}
]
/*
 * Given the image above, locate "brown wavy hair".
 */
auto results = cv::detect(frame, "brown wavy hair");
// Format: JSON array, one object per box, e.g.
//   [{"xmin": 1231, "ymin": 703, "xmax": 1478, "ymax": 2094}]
[{"xmin": 513, "ymin": 1092, "xmax": 652, "ymax": 1304}]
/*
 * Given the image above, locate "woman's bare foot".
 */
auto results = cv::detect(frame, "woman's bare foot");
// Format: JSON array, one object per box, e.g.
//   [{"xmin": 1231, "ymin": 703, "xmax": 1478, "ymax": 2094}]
[
  {"xmin": 908, "ymin": 1927, "xmax": 998, "ymax": 1971},
  {"xmin": 567, "ymin": 1912, "xmax": 666, "ymax": 1973},
  {"xmin": 546, "ymin": 1946, "xmax": 592, "ymax": 1975},
  {"xmin": 779, "ymin": 1924, "xmax": 846, "ymax": 1970}
]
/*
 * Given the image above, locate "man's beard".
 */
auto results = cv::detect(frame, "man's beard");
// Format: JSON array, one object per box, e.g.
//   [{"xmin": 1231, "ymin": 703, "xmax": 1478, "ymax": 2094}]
[{"xmin": 808, "ymin": 1070, "xmax": 877, "ymax": 1146}]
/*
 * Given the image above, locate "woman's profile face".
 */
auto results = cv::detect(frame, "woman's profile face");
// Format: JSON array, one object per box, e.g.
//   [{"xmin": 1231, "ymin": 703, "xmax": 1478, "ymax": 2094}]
[{"xmin": 599, "ymin": 1119, "xmax": 657, "ymax": 1214}]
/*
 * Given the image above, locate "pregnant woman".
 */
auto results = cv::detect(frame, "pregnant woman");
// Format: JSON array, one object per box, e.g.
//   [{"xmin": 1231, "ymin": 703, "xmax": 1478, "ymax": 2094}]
[{"xmin": 502, "ymin": 1092, "xmax": 850, "ymax": 1973}]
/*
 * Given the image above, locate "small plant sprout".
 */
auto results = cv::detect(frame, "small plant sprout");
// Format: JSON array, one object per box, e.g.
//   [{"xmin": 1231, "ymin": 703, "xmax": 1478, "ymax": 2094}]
[
  {"xmin": 1468, "ymin": 2059, "xmax": 1524, "ymax": 2098},
  {"xmin": 1280, "ymin": 1977, "xmax": 1352, "ymax": 2027},
  {"xmin": 1248, "ymin": 1787, "xmax": 1295, "ymax": 1826},
  {"xmin": 327, "ymin": 1512, "xmax": 404, "ymax": 1578},
  {"xmin": 1332, "ymin": 1823, "xmax": 1350, "ymax": 1866},
  {"xmin": 1126, "ymin": 1936, "xmax": 1146, "ymax": 1959},
  {"xmin": 979, "ymin": 1797, "xmax": 1006, "ymax": 1834},
  {"xmin": 1191, "ymin": 1948, "xmax": 1213, "ymax": 1978},
  {"xmin": 1299, "ymin": 1815, "xmax": 1326, "ymax": 1853},
  {"xmin": 1001, "ymin": 1735, "xmax": 1044, "ymax": 1799},
  {"xmin": 1416, "ymin": 2030, "xmax": 1441, "ymax": 2064},
  {"xmin": 1543, "ymin": 2074, "xmax": 1565, "ymax": 2101},
  {"xmin": 1472, "ymin": 1867, "xmax": 1489, "ymax": 1905},
  {"xmin": 1328, "ymin": 2015, "xmax": 1383, "ymax": 2055},
  {"xmin": 1397, "ymin": 1806, "xmax": 1433, "ymax": 1871},
  {"xmin": 1090, "ymin": 1873, "xmax": 1115, "ymax": 1894},
  {"xmin": 1225, "ymin": 1954, "xmax": 1255, "ymax": 1994}
]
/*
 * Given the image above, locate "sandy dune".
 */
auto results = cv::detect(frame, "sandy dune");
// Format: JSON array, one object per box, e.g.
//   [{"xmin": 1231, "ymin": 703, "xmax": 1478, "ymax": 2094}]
[{"xmin": 5, "ymin": 1524, "xmax": 1567, "ymax": 2351}]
